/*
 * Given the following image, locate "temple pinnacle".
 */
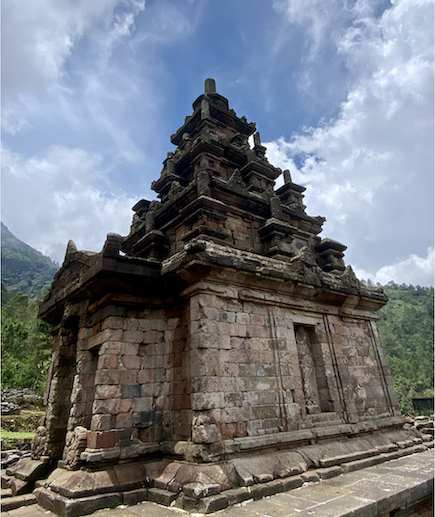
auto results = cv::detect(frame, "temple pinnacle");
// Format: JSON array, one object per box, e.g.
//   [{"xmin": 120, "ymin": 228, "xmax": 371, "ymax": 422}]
[{"xmin": 204, "ymin": 78, "xmax": 216, "ymax": 94}]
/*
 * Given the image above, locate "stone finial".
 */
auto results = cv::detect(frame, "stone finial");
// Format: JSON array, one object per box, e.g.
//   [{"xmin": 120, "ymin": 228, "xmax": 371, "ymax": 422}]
[
  {"xmin": 205, "ymin": 78, "xmax": 216, "ymax": 94},
  {"xmin": 253, "ymin": 132, "xmax": 261, "ymax": 146},
  {"xmin": 64, "ymin": 240, "xmax": 78, "ymax": 261},
  {"xmin": 284, "ymin": 169, "xmax": 292, "ymax": 184},
  {"xmin": 102, "ymin": 233, "xmax": 123, "ymax": 258}
]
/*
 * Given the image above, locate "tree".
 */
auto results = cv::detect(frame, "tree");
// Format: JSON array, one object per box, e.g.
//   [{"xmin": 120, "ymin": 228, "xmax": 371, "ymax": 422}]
[
  {"xmin": 1, "ymin": 292, "xmax": 52, "ymax": 393},
  {"xmin": 377, "ymin": 284, "xmax": 434, "ymax": 414}
]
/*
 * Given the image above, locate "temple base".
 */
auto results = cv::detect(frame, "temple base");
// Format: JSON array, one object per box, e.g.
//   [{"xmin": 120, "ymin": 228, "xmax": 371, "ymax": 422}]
[{"xmin": 20, "ymin": 426, "xmax": 433, "ymax": 516}]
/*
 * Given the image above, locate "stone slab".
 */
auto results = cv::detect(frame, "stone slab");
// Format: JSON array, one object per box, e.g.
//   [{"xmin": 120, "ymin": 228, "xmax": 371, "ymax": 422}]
[{"xmin": 1, "ymin": 494, "xmax": 37, "ymax": 512}]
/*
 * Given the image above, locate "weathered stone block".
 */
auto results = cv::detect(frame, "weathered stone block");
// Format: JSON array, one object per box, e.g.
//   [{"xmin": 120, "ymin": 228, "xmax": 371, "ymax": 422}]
[
  {"xmin": 87, "ymin": 430, "xmax": 119, "ymax": 449},
  {"xmin": 133, "ymin": 411, "xmax": 155, "ymax": 427},
  {"xmin": 148, "ymin": 487, "xmax": 178, "ymax": 505},
  {"xmin": 94, "ymin": 370, "xmax": 121, "ymax": 385},
  {"xmin": 92, "ymin": 398, "xmax": 120, "ymax": 415},
  {"xmin": 301, "ymin": 471, "xmax": 320, "ymax": 483},
  {"xmin": 34, "ymin": 487, "xmax": 56, "ymax": 512},
  {"xmin": 316, "ymin": 465, "xmax": 344, "ymax": 479},
  {"xmin": 225, "ymin": 487, "xmax": 252, "ymax": 505},
  {"xmin": 120, "ymin": 370, "xmax": 137, "ymax": 385},
  {"xmin": 122, "ymin": 488, "xmax": 149, "ymax": 506},
  {"xmin": 122, "ymin": 330, "xmax": 143, "ymax": 343},
  {"xmin": 121, "ymin": 384, "xmax": 141, "ymax": 398},
  {"xmin": 97, "ymin": 354, "xmax": 119, "ymax": 370},
  {"xmin": 120, "ymin": 355, "xmax": 141, "ymax": 369},
  {"xmin": 183, "ymin": 482, "xmax": 221, "ymax": 499},
  {"xmin": 119, "ymin": 397, "xmax": 133, "ymax": 413},
  {"xmin": 90, "ymin": 414, "xmax": 112, "ymax": 431},
  {"xmin": 94, "ymin": 384, "xmax": 121, "ymax": 400},
  {"xmin": 11, "ymin": 458, "xmax": 51, "ymax": 483},
  {"xmin": 192, "ymin": 423, "xmax": 221, "ymax": 444},
  {"xmin": 219, "ymin": 310, "xmax": 236, "ymax": 323},
  {"xmin": 132, "ymin": 397, "xmax": 152, "ymax": 412},
  {"xmin": 53, "ymin": 492, "xmax": 122, "ymax": 517},
  {"xmin": 99, "ymin": 341, "xmax": 122, "ymax": 354},
  {"xmin": 191, "ymin": 392, "xmax": 225, "ymax": 410},
  {"xmin": 115, "ymin": 413, "xmax": 134, "ymax": 428},
  {"xmin": 10, "ymin": 478, "xmax": 30, "ymax": 496}
]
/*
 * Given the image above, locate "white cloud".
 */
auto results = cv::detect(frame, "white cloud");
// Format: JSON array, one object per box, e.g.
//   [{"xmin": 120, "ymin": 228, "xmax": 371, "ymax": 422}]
[
  {"xmin": 273, "ymin": 0, "xmax": 352, "ymax": 58},
  {"xmin": 2, "ymin": 0, "xmax": 119, "ymax": 96},
  {"xmin": 2, "ymin": 0, "xmax": 146, "ymax": 138},
  {"xmin": 354, "ymin": 247, "xmax": 434, "ymax": 286},
  {"xmin": 266, "ymin": 0, "xmax": 434, "ymax": 285},
  {"xmin": 2, "ymin": 145, "xmax": 137, "ymax": 264}
]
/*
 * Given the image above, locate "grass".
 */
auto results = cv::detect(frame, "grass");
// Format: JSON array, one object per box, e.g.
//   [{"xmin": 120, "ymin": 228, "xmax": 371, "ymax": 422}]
[{"xmin": 1, "ymin": 430, "xmax": 36, "ymax": 440}]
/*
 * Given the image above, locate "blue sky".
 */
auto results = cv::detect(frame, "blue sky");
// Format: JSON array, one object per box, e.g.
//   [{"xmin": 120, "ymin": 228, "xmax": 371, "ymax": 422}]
[{"xmin": 2, "ymin": 0, "xmax": 434, "ymax": 285}]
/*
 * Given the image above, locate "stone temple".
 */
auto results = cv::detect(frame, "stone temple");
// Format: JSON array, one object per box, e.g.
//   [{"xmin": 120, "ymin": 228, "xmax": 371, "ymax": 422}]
[{"xmin": 7, "ymin": 79, "xmax": 432, "ymax": 515}]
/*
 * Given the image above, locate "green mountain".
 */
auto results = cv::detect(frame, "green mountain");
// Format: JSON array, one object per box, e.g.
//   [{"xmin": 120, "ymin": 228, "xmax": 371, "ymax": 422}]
[{"xmin": 1, "ymin": 223, "xmax": 59, "ymax": 301}]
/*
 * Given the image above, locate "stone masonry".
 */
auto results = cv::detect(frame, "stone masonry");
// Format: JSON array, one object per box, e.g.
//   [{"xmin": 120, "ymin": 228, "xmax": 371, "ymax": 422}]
[{"xmin": 5, "ymin": 79, "xmax": 433, "ymax": 516}]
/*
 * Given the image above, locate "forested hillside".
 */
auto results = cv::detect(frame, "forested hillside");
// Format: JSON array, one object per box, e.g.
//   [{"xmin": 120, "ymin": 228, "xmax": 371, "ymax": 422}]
[
  {"xmin": 1, "ymin": 223, "xmax": 59, "ymax": 301},
  {"xmin": 377, "ymin": 283, "xmax": 434, "ymax": 414},
  {"xmin": 1, "ymin": 292, "xmax": 52, "ymax": 392}
]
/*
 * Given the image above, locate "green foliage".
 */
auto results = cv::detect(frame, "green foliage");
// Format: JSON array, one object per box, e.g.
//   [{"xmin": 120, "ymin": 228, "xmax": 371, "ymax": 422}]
[
  {"xmin": 377, "ymin": 282, "xmax": 434, "ymax": 415},
  {"xmin": 1, "ymin": 223, "xmax": 59, "ymax": 301},
  {"xmin": 1, "ymin": 292, "xmax": 52, "ymax": 394},
  {"xmin": 1, "ymin": 431, "xmax": 36, "ymax": 440}
]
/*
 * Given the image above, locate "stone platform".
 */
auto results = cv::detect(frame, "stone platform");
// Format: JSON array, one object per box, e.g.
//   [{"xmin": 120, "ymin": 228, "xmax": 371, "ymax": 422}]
[{"xmin": 3, "ymin": 450, "xmax": 433, "ymax": 517}]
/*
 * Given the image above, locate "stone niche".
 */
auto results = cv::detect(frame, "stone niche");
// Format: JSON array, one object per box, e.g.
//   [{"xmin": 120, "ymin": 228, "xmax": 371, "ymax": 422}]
[{"xmin": 11, "ymin": 79, "xmax": 432, "ymax": 515}]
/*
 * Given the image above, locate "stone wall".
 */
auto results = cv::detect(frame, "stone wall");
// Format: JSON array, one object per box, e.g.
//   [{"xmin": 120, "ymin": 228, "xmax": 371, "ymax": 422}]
[
  {"xmin": 40, "ymin": 273, "xmax": 400, "ymax": 469},
  {"xmin": 187, "ymin": 281, "xmax": 399, "ymax": 443}
]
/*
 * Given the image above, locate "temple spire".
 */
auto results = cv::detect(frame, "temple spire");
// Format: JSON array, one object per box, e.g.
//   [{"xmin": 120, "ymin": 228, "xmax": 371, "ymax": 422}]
[{"xmin": 204, "ymin": 78, "xmax": 216, "ymax": 94}]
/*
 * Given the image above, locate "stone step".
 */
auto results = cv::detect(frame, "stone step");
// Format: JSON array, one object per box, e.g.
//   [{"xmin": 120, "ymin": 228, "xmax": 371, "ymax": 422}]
[
  {"xmin": 319, "ymin": 448, "xmax": 379, "ymax": 467},
  {"xmin": 341, "ymin": 454, "xmax": 386, "ymax": 473},
  {"xmin": 147, "ymin": 487, "xmax": 178, "ymax": 506},
  {"xmin": 0, "ymin": 493, "xmax": 37, "ymax": 512},
  {"xmin": 315, "ymin": 465, "xmax": 344, "ymax": 479},
  {"xmin": 1, "ymin": 473, "xmax": 14, "ymax": 488}
]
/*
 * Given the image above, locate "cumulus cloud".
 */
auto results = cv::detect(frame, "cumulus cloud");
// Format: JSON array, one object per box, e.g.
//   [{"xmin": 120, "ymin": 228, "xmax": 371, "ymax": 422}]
[
  {"xmin": 266, "ymin": 0, "xmax": 434, "ymax": 285},
  {"xmin": 273, "ymin": 0, "xmax": 352, "ymax": 58},
  {"xmin": 354, "ymin": 247, "xmax": 434, "ymax": 287},
  {"xmin": 2, "ymin": 145, "xmax": 137, "ymax": 264},
  {"xmin": 2, "ymin": 0, "xmax": 144, "ymax": 97},
  {"xmin": 2, "ymin": 0, "xmax": 146, "ymax": 136}
]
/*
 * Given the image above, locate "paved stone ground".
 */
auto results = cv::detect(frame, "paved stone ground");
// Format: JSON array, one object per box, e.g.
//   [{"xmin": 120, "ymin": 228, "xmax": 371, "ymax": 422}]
[{"xmin": 3, "ymin": 450, "xmax": 433, "ymax": 517}]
